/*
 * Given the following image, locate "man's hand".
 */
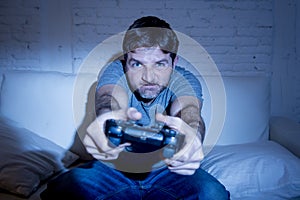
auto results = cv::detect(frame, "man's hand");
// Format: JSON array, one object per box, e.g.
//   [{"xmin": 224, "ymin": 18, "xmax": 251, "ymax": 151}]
[
  {"xmin": 83, "ymin": 107, "xmax": 141, "ymax": 161},
  {"xmin": 156, "ymin": 113, "xmax": 204, "ymax": 175}
]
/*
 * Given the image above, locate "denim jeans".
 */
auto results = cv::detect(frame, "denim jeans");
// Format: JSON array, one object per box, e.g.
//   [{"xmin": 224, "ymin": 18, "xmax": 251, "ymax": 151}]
[{"xmin": 41, "ymin": 160, "xmax": 230, "ymax": 200}]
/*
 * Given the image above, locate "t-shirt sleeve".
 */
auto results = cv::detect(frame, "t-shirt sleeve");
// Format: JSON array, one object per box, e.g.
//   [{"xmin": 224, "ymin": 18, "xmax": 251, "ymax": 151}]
[{"xmin": 169, "ymin": 66, "xmax": 203, "ymax": 103}]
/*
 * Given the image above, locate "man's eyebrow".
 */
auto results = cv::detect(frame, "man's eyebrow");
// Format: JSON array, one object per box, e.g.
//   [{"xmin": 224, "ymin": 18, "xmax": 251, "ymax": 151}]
[
  {"xmin": 128, "ymin": 58, "xmax": 143, "ymax": 64},
  {"xmin": 128, "ymin": 58, "xmax": 169, "ymax": 64},
  {"xmin": 156, "ymin": 59, "xmax": 169, "ymax": 63}
]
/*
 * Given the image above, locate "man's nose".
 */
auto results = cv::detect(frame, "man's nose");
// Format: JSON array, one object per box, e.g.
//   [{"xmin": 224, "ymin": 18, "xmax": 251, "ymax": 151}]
[{"xmin": 142, "ymin": 66, "xmax": 155, "ymax": 82}]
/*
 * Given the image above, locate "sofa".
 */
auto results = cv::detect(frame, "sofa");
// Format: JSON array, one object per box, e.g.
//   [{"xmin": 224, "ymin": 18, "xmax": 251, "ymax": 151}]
[{"xmin": 0, "ymin": 68, "xmax": 299, "ymax": 200}]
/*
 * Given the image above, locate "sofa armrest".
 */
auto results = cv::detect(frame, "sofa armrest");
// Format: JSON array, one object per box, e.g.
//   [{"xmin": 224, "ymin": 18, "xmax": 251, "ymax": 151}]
[{"xmin": 270, "ymin": 116, "xmax": 300, "ymax": 158}]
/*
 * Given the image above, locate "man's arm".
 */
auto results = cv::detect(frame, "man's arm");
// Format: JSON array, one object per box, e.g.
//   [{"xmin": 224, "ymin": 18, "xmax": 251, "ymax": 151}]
[
  {"xmin": 155, "ymin": 95, "xmax": 205, "ymax": 175},
  {"xmin": 95, "ymin": 84, "xmax": 128, "ymax": 116},
  {"xmin": 82, "ymin": 84, "xmax": 130, "ymax": 161},
  {"xmin": 170, "ymin": 96, "xmax": 205, "ymax": 142}
]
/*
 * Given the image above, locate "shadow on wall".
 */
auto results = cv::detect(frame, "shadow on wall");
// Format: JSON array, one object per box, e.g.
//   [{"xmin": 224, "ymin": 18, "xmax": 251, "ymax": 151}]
[{"xmin": 69, "ymin": 82, "xmax": 97, "ymax": 161}]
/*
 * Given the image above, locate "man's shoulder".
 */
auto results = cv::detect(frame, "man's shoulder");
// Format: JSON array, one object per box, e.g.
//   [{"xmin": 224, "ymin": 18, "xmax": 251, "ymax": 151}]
[
  {"xmin": 97, "ymin": 59, "xmax": 126, "ymax": 89},
  {"xmin": 173, "ymin": 65, "xmax": 200, "ymax": 82},
  {"xmin": 106, "ymin": 59, "xmax": 123, "ymax": 68},
  {"xmin": 171, "ymin": 65, "xmax": 203, "ymax": 99},
  {"xmin": 100, "ymin": 59, "xmax": 124, "ymax": 74},
  {"xmin": 174, "ymin": 65, "xmax": 197, "ymax": 76}
]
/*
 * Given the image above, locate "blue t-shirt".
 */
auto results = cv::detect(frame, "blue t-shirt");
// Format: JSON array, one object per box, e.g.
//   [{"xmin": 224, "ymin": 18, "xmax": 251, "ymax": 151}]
[{"xmin": 97, "ymin": 60, "xmax": 203, "ymax": 126}]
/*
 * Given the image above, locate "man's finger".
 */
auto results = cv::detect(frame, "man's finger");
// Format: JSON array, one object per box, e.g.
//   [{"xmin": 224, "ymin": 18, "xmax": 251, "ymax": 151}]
[
  {"xmin": 127, "ymin": 107, "xmax": 142, "ymax": 120},
  {"xmin": 155, "ymin": 113, "xmax": 182, "ymax": 130}
]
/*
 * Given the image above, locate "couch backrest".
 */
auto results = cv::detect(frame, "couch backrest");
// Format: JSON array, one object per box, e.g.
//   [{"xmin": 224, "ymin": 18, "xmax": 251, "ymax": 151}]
[
  {"xmin": 0, "ymin": 71, "xmax": 78, "ymax": 148},
  {"xmin": 0, "ymin": 71, "xmax": 271, "ymax": 150},
  {"xmin": 200, "ymin": 74, "xmax": 270, "ymax": 146}
]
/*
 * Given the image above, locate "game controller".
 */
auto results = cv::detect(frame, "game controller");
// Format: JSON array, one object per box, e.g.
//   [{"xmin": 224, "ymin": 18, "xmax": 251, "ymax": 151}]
[{"xmin": 104, "ymin": 119, "xmax": 185, "ymax": 158}]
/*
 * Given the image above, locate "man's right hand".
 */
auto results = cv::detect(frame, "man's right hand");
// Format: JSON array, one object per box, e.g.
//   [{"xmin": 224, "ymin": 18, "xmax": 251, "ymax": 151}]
[{"xmin": 83, "ymin": 107, "xmax": 141, "ymax": 161}]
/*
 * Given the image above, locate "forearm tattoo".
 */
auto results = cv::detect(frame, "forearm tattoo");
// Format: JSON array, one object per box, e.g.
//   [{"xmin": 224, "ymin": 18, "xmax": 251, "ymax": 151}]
[
  {"xmin": 176, "ymin": 105, "xmax": 206, "ymax": 142},
  {"xmin": 95, "ymin": 93, "xmax": 120, "ymax": 116}
]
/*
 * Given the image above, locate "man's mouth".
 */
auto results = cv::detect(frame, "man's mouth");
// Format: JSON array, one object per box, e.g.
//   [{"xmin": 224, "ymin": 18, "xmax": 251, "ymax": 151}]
[
  {"xmin": 137, "ymin": 84, "xmax": 161, "ymax": 99},
  {"xmin": 141, "ymin": 84, "xmax": 159, "ymax": 90}
]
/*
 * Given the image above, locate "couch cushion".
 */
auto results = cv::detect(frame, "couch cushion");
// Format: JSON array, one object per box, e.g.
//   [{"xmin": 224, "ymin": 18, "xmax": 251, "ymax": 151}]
[{"xmin": 201, "ymin": 74, "xmax": 270, "ymax": 146}]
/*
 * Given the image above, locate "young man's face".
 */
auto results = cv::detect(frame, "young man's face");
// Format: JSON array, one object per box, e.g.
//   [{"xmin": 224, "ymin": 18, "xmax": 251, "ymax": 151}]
[{"xmin": 125, "ymin": 46, "xmax": 175, "ymax": 101}]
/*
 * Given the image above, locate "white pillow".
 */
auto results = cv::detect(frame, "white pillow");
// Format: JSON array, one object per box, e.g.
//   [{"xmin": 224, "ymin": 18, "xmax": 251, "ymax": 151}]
[
  {"xmin": 201, "ymin": 141, "xmax": 300, "ymax": 200},
  {"xmin": 0, "ymin": 115, "xmax": 78, "ymax": 197}
]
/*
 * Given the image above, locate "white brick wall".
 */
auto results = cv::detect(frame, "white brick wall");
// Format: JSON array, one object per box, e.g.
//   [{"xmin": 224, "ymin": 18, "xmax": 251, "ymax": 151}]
[
  {"xmin": 0, "ymin": 0, "xmax": 41, "ymax": 70},
  {"xmin": 71, "ymin": 0, "xmax": 274, "ymax": 73},
  {"xmin": 0, "ymin": 0, "xmax": 274, "ymax": 73},
  {"xmin": 271, "ymin": 0, "xmax": 299, "ymax": 122},
  {"xmin": 0, "ymin": 0, "xmax": 299, "ymax": 122}
]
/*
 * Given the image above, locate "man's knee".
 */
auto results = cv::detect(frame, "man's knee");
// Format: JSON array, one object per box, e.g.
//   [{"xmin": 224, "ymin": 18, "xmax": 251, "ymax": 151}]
[
  {"xmin": 198, "ymin": 179, "xmax": 230, "ymax": 200},
  {"xmin": 188, "ymin": 169, "xmax": 230, "ymax": 200}
]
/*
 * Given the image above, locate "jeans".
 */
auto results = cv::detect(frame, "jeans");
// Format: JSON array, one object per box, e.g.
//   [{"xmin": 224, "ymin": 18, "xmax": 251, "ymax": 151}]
[{"xmin": 41, "ymin": 160, "xmax": 230, "ymax": 200}]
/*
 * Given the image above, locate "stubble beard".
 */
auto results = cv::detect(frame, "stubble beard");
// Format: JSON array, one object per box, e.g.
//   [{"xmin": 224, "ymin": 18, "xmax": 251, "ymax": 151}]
[{"xmin": 137, "ymin": 84, "xmax": 165, "ymax": 100}]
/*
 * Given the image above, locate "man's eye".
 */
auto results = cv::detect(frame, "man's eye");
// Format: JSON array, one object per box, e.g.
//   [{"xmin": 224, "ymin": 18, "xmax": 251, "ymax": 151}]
[
  {"xmin": 156, "ymin": 63, "xmax": 166, "ymax": 67},
  {"xmin": 132, "ymin": 62, "xmax": 142, "ymax": 68},
  {"xmin": 156, "ymin": 62, "xmax": 169, "ymax": 69}
]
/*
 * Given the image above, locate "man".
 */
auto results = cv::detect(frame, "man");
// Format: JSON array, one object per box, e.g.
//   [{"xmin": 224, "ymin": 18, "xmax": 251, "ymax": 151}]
[{"xmin": 41, "ymin": 16, "xmax": 229, "ymax": 199}]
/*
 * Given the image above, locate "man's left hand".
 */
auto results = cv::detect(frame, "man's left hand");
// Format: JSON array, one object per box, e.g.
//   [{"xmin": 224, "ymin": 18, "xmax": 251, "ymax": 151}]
[{"xmin": 156, "ymin": 113, "xmax": 204, "ymax": 175}]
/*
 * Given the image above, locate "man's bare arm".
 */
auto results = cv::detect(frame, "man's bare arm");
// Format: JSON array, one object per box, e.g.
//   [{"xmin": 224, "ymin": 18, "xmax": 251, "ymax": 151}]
[
  {"xmin": 95, "ymin": 84, "xmax": 128, "ymax": 116},
  {"xmin": 170, "ymin": 96, "xmax": 205, "ymax": 142}
]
